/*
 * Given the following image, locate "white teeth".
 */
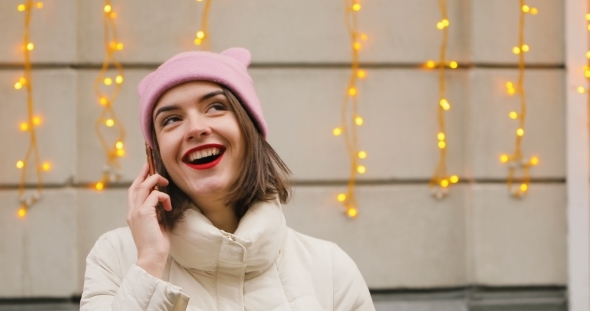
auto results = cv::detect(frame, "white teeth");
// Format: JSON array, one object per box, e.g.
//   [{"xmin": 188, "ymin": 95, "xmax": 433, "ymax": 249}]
[{"xmin": 187, "ymin": 147, "xmax": 222, "ymax": 162}]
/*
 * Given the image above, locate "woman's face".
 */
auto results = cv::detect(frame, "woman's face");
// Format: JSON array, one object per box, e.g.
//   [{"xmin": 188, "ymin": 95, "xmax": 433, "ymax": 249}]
[{"xmin": 152, "ymin": 81, "xmax": 244, "ymax": 205}]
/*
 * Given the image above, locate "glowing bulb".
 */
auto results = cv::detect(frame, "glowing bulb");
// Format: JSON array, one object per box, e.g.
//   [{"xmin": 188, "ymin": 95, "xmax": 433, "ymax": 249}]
[
  {"xmin": 104, "ymin": 78, "xmax": 113, "ymax": 85},
  {"xmin": 14, "ymin": 82, "xmax": 23, "ymax": 90},
  {"xmin": 116, "ymin": 75, "xmax": 123, "ymax": 84},
  {"xmin": 500, "ymin": 154, "xmax": 509, "ymax": 163},
  {"xmin": 437, "ymin": 132, "xmax": 445, "ymax": 140},
  {"xmin": 109, "ymin": 12, "xmax": 117, "ymax": 19},
  {"xmin": 348, "ymin": 87, "xmax": 357, "ymax": 96},
  {"xmin": 42, "ymin": 162, "xmax": 50, "ymax": 171},
  {"xmin": 442, "ymin": 19, "xmax": 449, "ymax": 27},
  {"xmin": 32, "ymin": 116, "xmax": 41, "ymax": 125},
  {"xmin": 18, "ymin": 207, "xmax": 26, "ymax": 218},
  {"xmin": 347, "ymin": 208, "xmax": 358, "ymax": 218},
  {"xmin": 116, "ymin": 43, "xmax": 124, "ymax": 50},
  {"xmin": 357, "ymin": 70, "xmax": 366, "ymax": 79},
  {"xmin": 117, "ymin": 149, "xmax": 125, "ymax": 157},
  {"xmin": 530, "ymin": 157, "xmax": 539, "ymax": 165},
  {"xmin": 440, "ymin": 99, "xmax": 451, "ymax": 110},
  {"xmin": 333, "ymin": 127, "xmax": 342, "ymax": 136},
  {"xmin": 18, "ymin": 4, "xmax": 26, "ymax": 11},
  {"xmin": 104, "ymin": 4, "xmax": 112, "ymax": 13},
  {"xmin": 95, "ymin": 182, "xmax": 104, "ymax": 191},
  {"xmin": 450, "ymin": 175, "xmax": 459, "ymax": 183},
  {"xmin": 522, "ymin": 5, "xmax": 530, "ymax": 12},
  {"xmin": 20, "ymin": 122, "xmax": 29, "ymax": 131},
  {"xmin": 337, "ymin": 193, "xmax": 346, "ymax": 202},
  {"xmin": 449, "ymin": 61, "xmax": 458, "ymax": 69},
  {"xmin": 99, "ymin": 97, "xmax": 109, "ymax": 105},
  {"xmin": 26, "ymin": 43, "xmax": 34, "ymax": 51},
  {"xmin": 578, "ymin": 86, "xmax": 586, "ymax": 94},
  {"xmin": 105, "ymin": 119, "xmax": 115, "ymax": 127},
  {"xmin": 194, "ymin": 38, "xmax": 202, "ymax": 45},
  {"xmin": 531, "ymin": 7, "xmax": 538, "ymax": 14},
  {"xmin": 353, "ymin": 42, "xmax": 362, "ymax": 50},
  {"xmin": 357, "ymin": 165, "xmax": 366, "ymax": 174},
  {"xmin": 438, "ymin": 141, "xmax": 446, "ymax": 149},
  {"xmin": 358, "ymin": 150, "xmax": 367, "ymax": 159},
  {"xmin": 440, "ymin": 179, "xmax": 449, "ymax": 187},
  {"xmin": 196, "ymin": 31, "xmax": 205, "ymax": 39},
  {"xmin": 16, "ymin": 161, "xmax": 25, "ymax": 168},
  {"xmin": 509, "ymin": 111, "xmax": 518, "ymax": 119},
  {"xmin": 426, "ymin": 60, "xmax": 436, "ymax": 69},
  {"xmin": 360, "ymin": 33, "xmax": 368, "ymax": 41},
  {"xmin": 355, "ymin": 116, "xmax": 364, "ymax": 126},
  {"xmin": 513, "ymin": 47, "xmax": 521, "ymax": 54},
  {"xmin": 586, "ymin": 70, "xmax": 590, "ymax": 78},
  {"xmin": 436, "ymin": 22, "xmax": 444, "ymax": 30},
  {"xmin": 586, "ymin": 13, "xmax": 590, "ymax": 20},
  {"xmin": 352, "ymin": 3, "xmax": 361, "ymax": 11},
  {"xmin": 116, "ymin": 141, "xmax": 123, "ymax": 149},
  {"xmin": 520, "ymin": 183, "xmax": 528, "ymax": 192},
  {"xmin": 516, "ymin": 128, "xmax": 524, "ymax": 136},
  {"xmin": 522, "ymin": 44, "xmax": 529, "ymax": 52},
  {"xmin": 36, "ymin": 2, "xmax": 43, "ymax": 9}
]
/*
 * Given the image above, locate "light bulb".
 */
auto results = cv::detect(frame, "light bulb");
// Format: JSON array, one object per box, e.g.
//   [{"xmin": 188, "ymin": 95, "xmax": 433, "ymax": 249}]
[
  {"xmin": 516, "ymin": 128, "xmax": 524, "ymax": 136},
  {"xmin": 26, "ymin": 43, "xmax": 34, "ymax": 51},
  {"xmin": 357, "ymin": 165, "xmax": 366, "ymax": 174},
  {"xmin": 426, "ymin": 60, "xmax": 436, "ymax": 69},
  {"xmin": 18, "ymin": 4, "xmax": 26, "ymax": 11},
  {"xmin": 95, "ymin": 182, "xmax": 104, "ymax": 191},
  {"xmin": 522, "ymin": 5, "xmax": 530, "ymax": 12},
  {"xmin": 352, "ymin": 3, "xmax": 361, "ymax": 11},
  {"xmin": 99, "ymin": 97, "xmax": 109, "ymax": 105},
  {"xmin": 18, "ymin": 207, "xmax": 26, "ymax": 218},
  {"xmin": 449, "ymin": 61, "xmax": 458, "ymax": 69},
  {"xmin": 104, "ymin": 5, "xmax": 112, "ymax": 13},
  {"xmin": 522, "ymin": 44, "xmax": 529, "ymax": 52},
  {"xmin": 578, "ymin": 86, "xmax": 586, "ymax": 94},
  {"xmin": 194, "ymin": 38, "xmax": 202, "ymax": 45},
  {"xmin": 116, "ymin": 75, "xmax": 123, "ymax": 84},
  {"xmin": 500, "ymin": 154, "xmax": 509, "ymax": 163},
  {"xmin": 348, "ymin": 87, "xmax": 357, "ymax": 96},
  {"xmin": 196, "ymin": 31, "xmax": 205, "ymax": 39},
  {"xmin": 437, "ymin": 132, "xmax": 445, "ymax": 140},
  {"xmin": 116, "ymin": 141, "xmax": 123, "ymax": 149},
  {"xmin": 357, "ymin": 70, "xmax": 366, "ymax": 79},
  {"xmin": 438, "ymin": 141, "xmax": 446, "ymax": 149},
  {"xmin": 520, "ymin": 183, "xmax": 528, "ymax": 192},
  {"xmin": 116, "ymin": 43, "xmax": 124, "ymax": 50},
  {"xmin": 333, "ymin": 127, "xmax": 342, "ymax": 136},
  {"xmin": 105, "ymin": 119, "xmax": 115, "ymax": 127},
  {"xmin": 32, "ymin": 116, "xmax": 41, "ymax": 125},
  {"xmin": 16, "ymin": 161, "xmax": 25, "ymax": 168},
  {"xmin": 20, "ymin": 122, "xmax": 29, "ymax": 131},
  {"xmin": 117, "ymin": 149, "xmax": 125, "ymax": 157},
  {"xmin": 347, "ymin": 208, "xmax": 358, "ymax": 218},
  {"xmin": 337, "ymin": 193, "xmax": 346, "ymax": 202},
  {"xmin": 353, "ymin": 42, "xmax": 361, "ymax": 50},
  {"xmin": 355, "ymin": 116, "xmax": 364, "ymax": 126},
  {"xmin": 530, "ymin": 157, "xmax": 539, "ymax": 165},
  {"xmin": 36, "ymin": 2, "xmax": 43, "ymax": 9},
  {"xmin": 450, "ymin": 175, "xmax": 459, "ymax": 183},
  {"xmin": 513, "ymin": 47, "xmax": 521, "ymax": 54},
  {"xmin": 440, "ymin": 99, "xmax": 451, "ymax": 110},
  {"xmin": 42, "ymin": 162, "xmax": 50, "ymax": 171},
  {"xmin": 358, "ymin": 151, "xmax": 367, "ymax": 159},
  {"xmin": 509, "ymin": 111, "xmax": 518, "ymax": 119}
]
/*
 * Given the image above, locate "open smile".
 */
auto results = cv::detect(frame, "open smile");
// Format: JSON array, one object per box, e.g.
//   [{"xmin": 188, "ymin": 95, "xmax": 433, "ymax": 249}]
[{"xmin": 182, "ymin": 144, "xmax": 226, "ymax": 170}]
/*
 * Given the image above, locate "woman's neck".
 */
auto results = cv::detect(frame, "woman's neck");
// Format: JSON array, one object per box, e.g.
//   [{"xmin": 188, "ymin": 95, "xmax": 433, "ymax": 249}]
[{"xmin": 191, "ymin": 195, "xmax": 239, "ymax": 233}]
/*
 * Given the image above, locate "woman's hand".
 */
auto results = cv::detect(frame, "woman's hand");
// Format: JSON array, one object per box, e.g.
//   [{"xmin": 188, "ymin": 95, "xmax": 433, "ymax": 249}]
[{"xmin": 127, "ymin": 163, "xmax": 172, "ymax": 279}]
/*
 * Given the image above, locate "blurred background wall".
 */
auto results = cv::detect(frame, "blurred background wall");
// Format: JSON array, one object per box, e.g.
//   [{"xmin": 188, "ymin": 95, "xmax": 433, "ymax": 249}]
[{"xmin": 0, "ymin": 0, "xmax": 569, "ymax": 310}]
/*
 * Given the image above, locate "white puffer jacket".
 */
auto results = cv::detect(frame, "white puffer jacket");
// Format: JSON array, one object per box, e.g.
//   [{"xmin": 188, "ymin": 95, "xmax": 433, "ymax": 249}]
[{"xmin": 80, "ymin": 200, "xmax": 375, "ymax": 311}]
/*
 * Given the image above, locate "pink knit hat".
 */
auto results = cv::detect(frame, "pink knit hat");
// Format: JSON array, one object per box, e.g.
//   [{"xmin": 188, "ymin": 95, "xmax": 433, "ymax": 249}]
[{"xmin": 138, "ymin": 47, "xmax": 267, "ymax": 148}]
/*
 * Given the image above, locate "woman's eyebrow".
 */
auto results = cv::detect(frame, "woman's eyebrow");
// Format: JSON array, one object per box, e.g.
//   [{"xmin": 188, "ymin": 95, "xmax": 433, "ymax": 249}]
[
  {"xmin": 200, "ymin": 90, "xmax": 225, "ymax": 102},
  {"xmin": 153, "ymin": 105, "xmax": 179, "ymax": 120}
]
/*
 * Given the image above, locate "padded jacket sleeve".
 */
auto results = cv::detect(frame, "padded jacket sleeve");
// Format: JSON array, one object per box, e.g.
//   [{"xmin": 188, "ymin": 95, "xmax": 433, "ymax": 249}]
[
  {"xmin": 332, "ymin": 245, "xmax": 375, "ymax": 311},
  {"xmin": 80, "ymin": 233, "xmax": 190, "ymax": 311}
]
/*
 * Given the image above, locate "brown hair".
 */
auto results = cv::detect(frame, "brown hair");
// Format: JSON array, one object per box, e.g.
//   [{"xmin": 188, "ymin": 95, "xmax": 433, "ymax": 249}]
[{"xmin": 151, "ymin": 87, "xmax": 291, "ymax": 229}]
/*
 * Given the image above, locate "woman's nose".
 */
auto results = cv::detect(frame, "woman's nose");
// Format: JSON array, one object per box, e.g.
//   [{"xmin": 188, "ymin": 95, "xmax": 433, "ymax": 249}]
[{"xmin": 184, "ymin": 113, "xmax": 211, "ymax": 141}]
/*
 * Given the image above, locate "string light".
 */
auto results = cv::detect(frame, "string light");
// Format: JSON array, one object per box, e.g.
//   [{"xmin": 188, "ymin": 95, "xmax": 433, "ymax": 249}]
[
  {"xmin": 94, "ymin": 0, "xmax": 126, "ymax": 189},
  {"xmin": 501, "ymin": 0, "xmax": 539, "ymax": 198},
  {"xmin": 194, "ymin": 0, "xmax": 213, "ymax": 50},
  {"xmin": 334, "ymin": 0, "xmax": 368, "ymax": 218},
  {"xmin": 14, "ymin": 0, "xmax": 47, "ymax": 217},
  {"xmin": 428, "ymin": 0, "xmax": 458, "ymax": 199}
]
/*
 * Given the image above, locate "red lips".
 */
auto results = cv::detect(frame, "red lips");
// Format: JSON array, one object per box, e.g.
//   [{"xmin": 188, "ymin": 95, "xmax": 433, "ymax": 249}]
[{"xmin": 182, "ymin": 144, "xmax": 226, "ymax": 170}]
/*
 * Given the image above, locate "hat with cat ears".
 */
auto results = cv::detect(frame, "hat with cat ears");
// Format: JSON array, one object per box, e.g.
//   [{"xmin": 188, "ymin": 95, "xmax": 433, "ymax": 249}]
[{"xmin": 138, "ymin": 47, "xmax": 267, "ymax": 148}]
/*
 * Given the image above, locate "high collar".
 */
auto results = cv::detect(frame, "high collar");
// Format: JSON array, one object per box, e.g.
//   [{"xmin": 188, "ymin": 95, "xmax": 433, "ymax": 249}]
[{"xmin": 168, "ymin": 199, "xmax": 287, "ymax": 274}]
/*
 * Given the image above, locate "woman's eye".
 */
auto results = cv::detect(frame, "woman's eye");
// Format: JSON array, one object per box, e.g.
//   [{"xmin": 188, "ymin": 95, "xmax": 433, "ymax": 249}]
[
  {"xmin": 162, "ymin": 116, "xmax": 180, "ymax": 126},
  {"xmin": 208, "ymin": 103, "xmax": 227, "ymax": 113}
]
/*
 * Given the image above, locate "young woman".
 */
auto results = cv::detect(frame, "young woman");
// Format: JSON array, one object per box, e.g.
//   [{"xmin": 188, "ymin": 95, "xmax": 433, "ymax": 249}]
[{"xmin": 80, "ymin": 48, "xmax": 374, "ymax": 311}]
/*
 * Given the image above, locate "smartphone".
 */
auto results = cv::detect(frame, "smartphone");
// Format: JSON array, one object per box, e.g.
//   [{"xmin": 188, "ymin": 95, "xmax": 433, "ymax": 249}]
[
  {"xmin": 145, "ymin": 143, "xmax": 159, "ymax": 192},
  {"xmin": 145, "ymin": 143, "xmax": 164, "ymax": 222}
]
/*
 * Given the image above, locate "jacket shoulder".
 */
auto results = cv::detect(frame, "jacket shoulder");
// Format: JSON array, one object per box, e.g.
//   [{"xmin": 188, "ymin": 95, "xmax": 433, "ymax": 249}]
[{"xmin": 86, "ymin": 227, "xmax": 137, "ymax": 276}]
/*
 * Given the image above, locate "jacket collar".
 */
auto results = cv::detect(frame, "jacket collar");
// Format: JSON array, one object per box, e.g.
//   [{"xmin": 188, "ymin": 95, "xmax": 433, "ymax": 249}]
[{"xmin": 168, "ymin": 199, "xmax": 287, "ymax": 274}]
